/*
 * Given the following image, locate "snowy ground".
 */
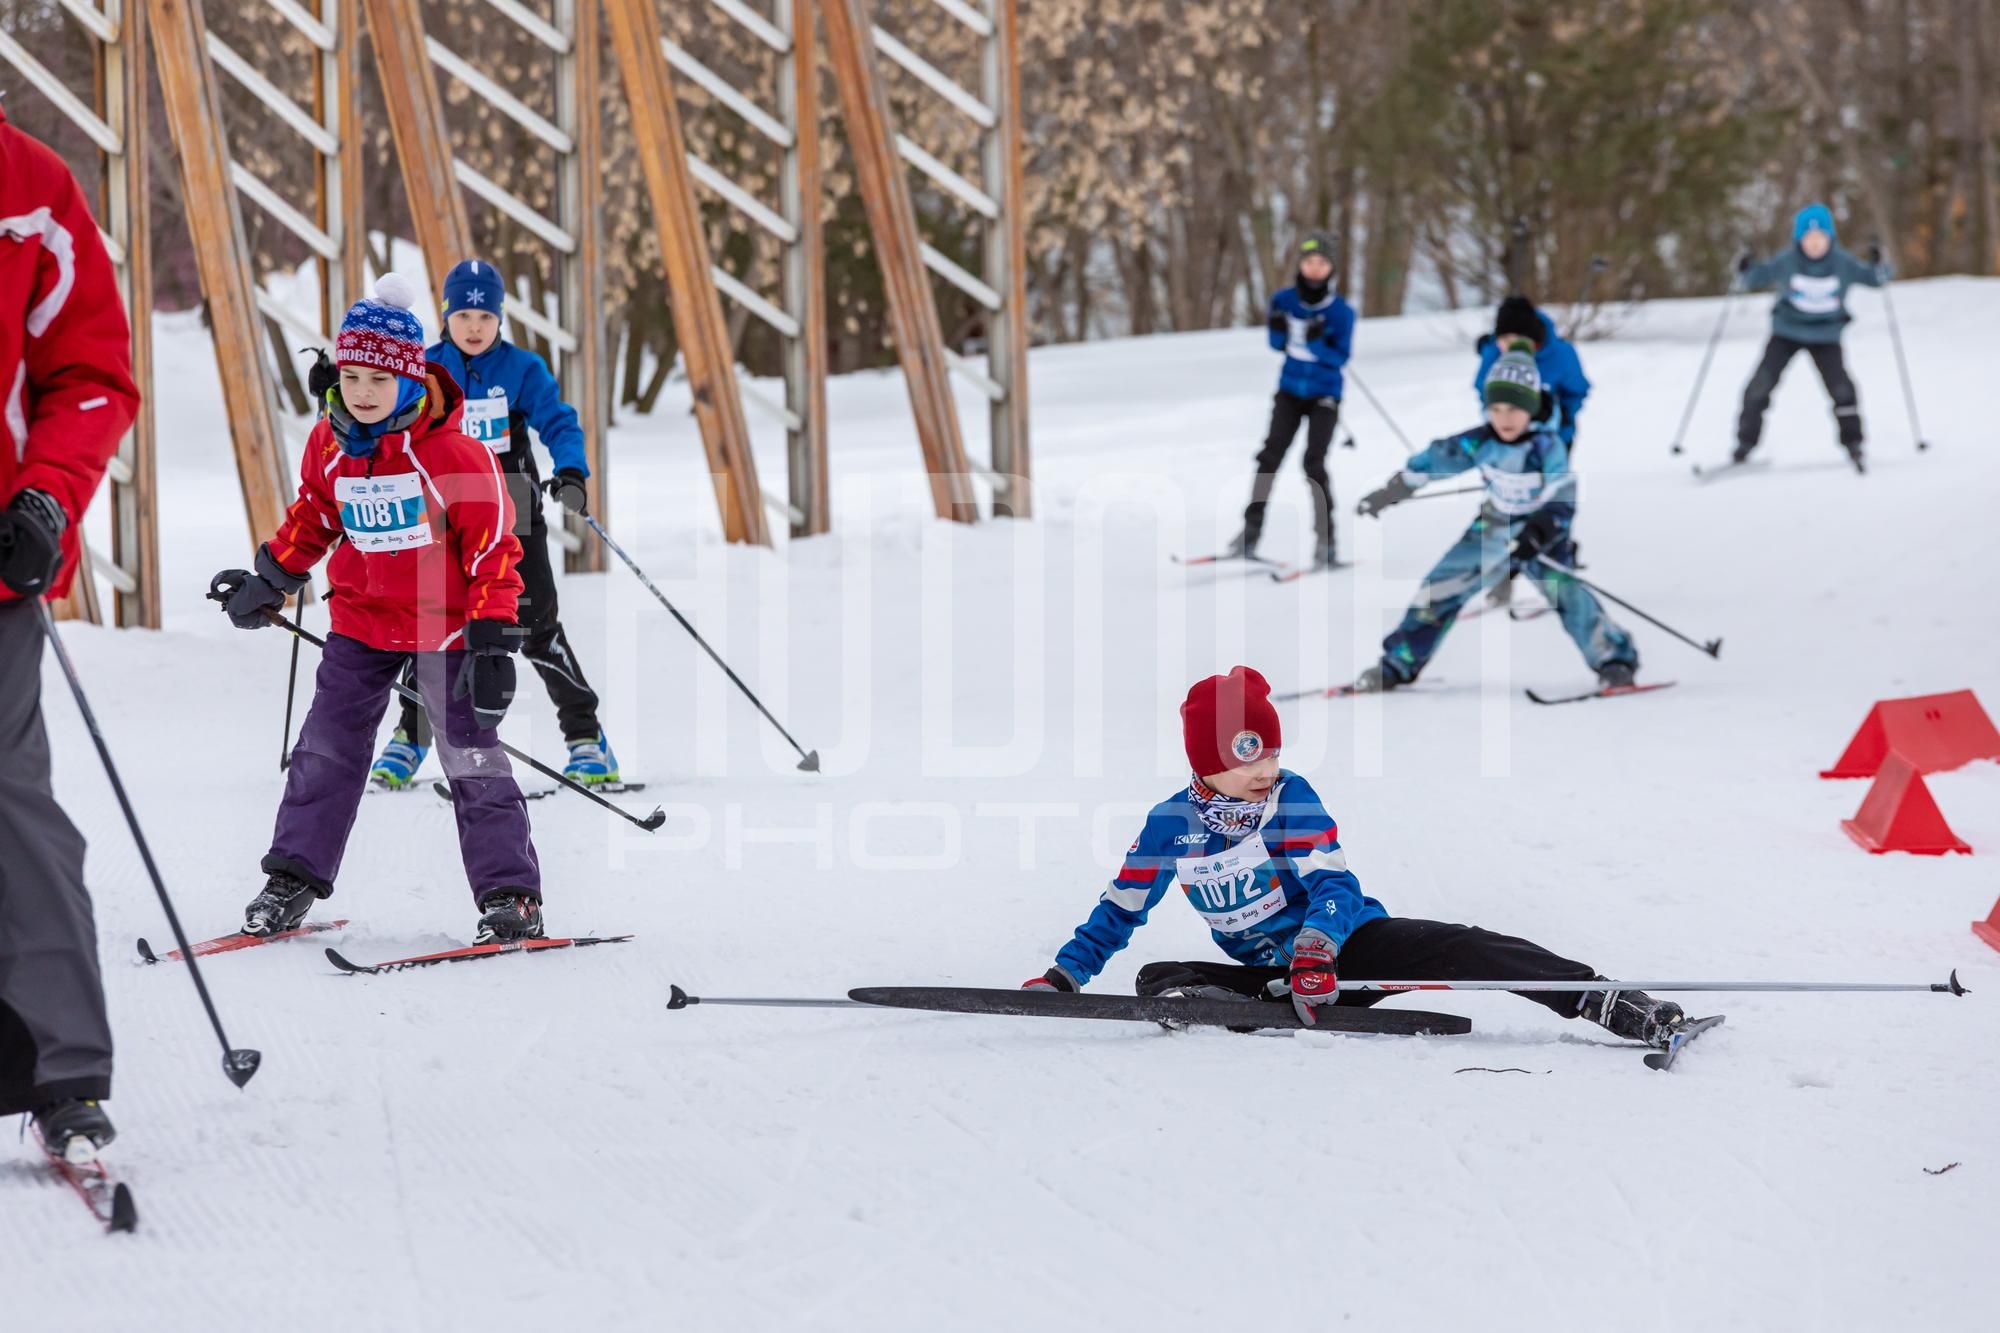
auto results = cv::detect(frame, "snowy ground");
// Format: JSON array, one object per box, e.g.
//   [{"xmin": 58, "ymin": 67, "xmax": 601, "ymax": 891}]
[{"xmin": 10, "ymin": 279, "xmax": 1999, "ymax": 1331}]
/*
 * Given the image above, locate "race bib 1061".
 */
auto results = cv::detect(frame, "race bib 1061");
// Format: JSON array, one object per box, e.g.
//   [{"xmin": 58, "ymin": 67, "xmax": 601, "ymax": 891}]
[
  {"xmin": 461, "ymin": 395, "xmax": 511, "ymax": 453},
  {"xmin": 336, "ymin": 473, "xmax": 433, "ymax": 552}
]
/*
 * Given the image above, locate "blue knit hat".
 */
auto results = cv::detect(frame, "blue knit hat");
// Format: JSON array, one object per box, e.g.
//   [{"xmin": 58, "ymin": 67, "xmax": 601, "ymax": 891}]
[
  {"xmin": 335, "ymin": 273, "xmax": 428, "ymax": 383},
  {"xmin": 442, "ymin": 259, "xmax": 505, "ymax": 318},
  {"xmin": 1793, "ymin": 203, "xmax": 1836, "ymax": 244}
]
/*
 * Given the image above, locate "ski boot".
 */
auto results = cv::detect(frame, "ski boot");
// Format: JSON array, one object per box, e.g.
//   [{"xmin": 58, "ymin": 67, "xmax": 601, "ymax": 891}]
[
  {"xmin": 1843, "ymin": 441, "xmax": 1866, "ymax": 475},
  {"xmin": 475, "ymin": 889, "xmax": 545, "ymax": 944},
  {"xmin": 369, "ymin": 729, "xmax": 429, "ymax": 789},
  {"xmin": 1223, "ymin": 529, "xmax": 1257, "ymax": 560},
  {"xmin": 1485, "ymin": 576, "xmax": 1516, "ymax": 609},
  {"xmin": 563, "ymin": 732, "xmax": 620, "ymax": 786},
  {"xmin": 1597, "ymin": 661, "xmax": 1637, "ymax": 690},
  {"xmin": 1730, "ymin": 440, "xmax": 1756, "ymax": 465},
  {"xmin": 33, "ymin": 1099, "xmax": 116, "ymax": 1165},
  {"xmin": 1579, "ymin": 983, "xmax": 1686, "ymax": 1048},
  {"xmin": 1311, "ymin": 542, "xmax": 1340, "ymax": 571},
  {"xmin": 1350, "ymin": 663, "xmax": 1404, "ymax": 694},
  {"xmin": 242, "ymin": 869, "xmax": 322, "ymax": 937}
]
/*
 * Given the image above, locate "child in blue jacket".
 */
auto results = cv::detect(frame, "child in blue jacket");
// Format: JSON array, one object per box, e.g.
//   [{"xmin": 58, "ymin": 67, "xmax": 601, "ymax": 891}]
[
  {"xmin": 369, "ymin": 259, "xmax": 621, "ymax": 788},
  {"xmin": 1351, "ymin": 342, "xmax": 1640, "ymax": 693},
  {"xmin": 1473, "ymin": 296, "xmax": 1589, "ymax": 450},
  {"xmin": 1228, "ymin": 232, "xmax": 1354, "ymax": 570},
  {"xmin": 1021, "ymin": 666, "xmax": 1690, "ymax": 1049}
]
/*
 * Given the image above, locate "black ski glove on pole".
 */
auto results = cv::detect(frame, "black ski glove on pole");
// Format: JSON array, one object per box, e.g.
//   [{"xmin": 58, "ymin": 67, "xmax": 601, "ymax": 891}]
[
  {"xmin": 0, "ymin": 489, "xmax": 69, "ymax": 597},
  {"xmin": 1356, "ymin": 473, "xmax": 1417, "ymax": 518},
  {"xmin": 454, "ymin": 618, "xmax": 520, "ymax": 731},
  {"xmin": 209, "ymin": 545, "xmax": 308, "ymax": 629},
  {"xmin": 544, "ymin": 469, "xmax": 589, "ymax": 515}
]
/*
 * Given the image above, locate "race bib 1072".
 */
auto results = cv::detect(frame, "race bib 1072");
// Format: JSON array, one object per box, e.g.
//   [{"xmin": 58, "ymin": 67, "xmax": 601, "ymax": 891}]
[{"xmin": 336, "ymin": 473, "xmax": 433, "ymax": 552}]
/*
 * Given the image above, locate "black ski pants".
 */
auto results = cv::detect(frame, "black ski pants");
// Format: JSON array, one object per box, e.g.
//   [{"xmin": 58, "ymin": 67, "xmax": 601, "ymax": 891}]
[
  {"xmin": 402, "ymin": 476, "xmax": 602, "ymax": 747},
  {"xmin": 0, "ymin": 599, "xmax": 113, "ymax": 1114},
  {"xmin": 1737, "ymin": 334, "xmax": 1862, "ymax": 453},
  {"xmin": 1133, "ymin": 916, "xmax": 1598, "ymax": 1020},
  {"xmin": 1243, "ymin": 390, "xmax": 1338, "ymax": 554}
]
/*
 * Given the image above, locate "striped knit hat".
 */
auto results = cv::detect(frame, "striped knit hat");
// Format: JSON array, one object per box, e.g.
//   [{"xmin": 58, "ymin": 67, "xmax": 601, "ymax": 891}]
[
  {"xmin": 335, "ymin": 274, "xmax": 427, "ymax": 384},
  {"xmin": 1483, "ymin": 338, "xmax": 1542, "ymax": 413}
]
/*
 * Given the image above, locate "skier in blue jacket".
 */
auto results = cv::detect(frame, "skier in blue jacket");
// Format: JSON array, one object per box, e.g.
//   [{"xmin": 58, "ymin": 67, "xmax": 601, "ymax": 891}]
[
  {"xmin": 1020, "ymin": 665, "xmax": 1691, "ymax": 1049},
  {"xmin": 1473, "ymin": 296, "xmax": 1589, "ymax": 449},
  {"xmin": 1227, "ymin": 232, "xmax": 1354, "ymax": 570},
  {"xmin": 1731, "ymin": 203, "xmax": 1891, "ymax": 471},
  {"xmin": 369, "ymin": 259, "xmax": 621, "ymax": 788},
  {"xmin": 1349, "ymin": 342, "xmax": 1641, "ymax": 693}
]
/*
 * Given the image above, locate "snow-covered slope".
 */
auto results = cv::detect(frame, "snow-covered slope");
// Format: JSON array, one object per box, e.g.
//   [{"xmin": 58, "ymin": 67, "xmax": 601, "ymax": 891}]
[{"xmin": 14, "ymin": 280, "xmax": 1999, "ymax": 1331}]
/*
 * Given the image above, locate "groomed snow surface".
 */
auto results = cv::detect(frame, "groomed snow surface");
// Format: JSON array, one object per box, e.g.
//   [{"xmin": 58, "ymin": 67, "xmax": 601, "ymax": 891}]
[{"xmin": 11, "ymin": 280, "xmax": 1998, "ymax": 1331}]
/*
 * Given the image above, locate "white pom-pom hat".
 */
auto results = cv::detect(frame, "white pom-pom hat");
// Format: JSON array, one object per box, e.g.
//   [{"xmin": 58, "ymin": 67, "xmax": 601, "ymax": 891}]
[{"xmin": 335, "ymin": 272, "xmax": 429, "ymax": 383}]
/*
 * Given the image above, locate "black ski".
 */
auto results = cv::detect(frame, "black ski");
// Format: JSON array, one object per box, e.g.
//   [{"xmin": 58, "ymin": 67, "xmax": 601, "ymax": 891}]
[
  {"xmin": 32, "ymin": 1126, "xmax": 136, "ymax": 1234},
  {"xmin": 1691, "ymin": 457, "xmax": 1768, "ymax": 482},
  {"xmin": 1525, "ymin": 681, "xmax": 1676, "ymax": 706},
  {"xmin": 1269, "ymin": 561, "xmax": 1349, "ymax": 583},
  {"xmin": 1644, "ymin": 1014, "xmax": 1726, "ymax": 1071},
  {"xmin": 1171, "ymin": 552, "xmax": 1294, "ymax": 580},
  {"xmin": 432, "ymin": 780, "xmax": 648, "ymax": 803},
  {"xmin": 845, "ymin": 986, "xmax": 1470, "ymax": 1036}
]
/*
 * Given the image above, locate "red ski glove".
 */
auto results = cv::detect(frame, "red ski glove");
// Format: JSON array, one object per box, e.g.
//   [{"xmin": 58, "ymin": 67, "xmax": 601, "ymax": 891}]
[
  {"xmin": 1021, "ymin": 967, "xmax": 1077, "ymax": 993},
  {"xmin": 1287, "ymin": 927, "xmax": 1340, "ymax": 1026}
]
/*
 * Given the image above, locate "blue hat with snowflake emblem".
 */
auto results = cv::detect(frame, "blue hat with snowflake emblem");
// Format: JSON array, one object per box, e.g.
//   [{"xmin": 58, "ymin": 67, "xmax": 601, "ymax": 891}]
[{"xmin": 442, "ymin": 259, "xmax": 506, "ymax": 318}]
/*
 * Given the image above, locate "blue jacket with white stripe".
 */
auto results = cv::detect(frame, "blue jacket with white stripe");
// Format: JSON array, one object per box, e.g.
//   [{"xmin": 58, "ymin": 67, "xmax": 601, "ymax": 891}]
[
  {"xmin": 1054, "ymin": 772, "xmax": 1388, "ymax": 985},
  {"xmin": 1269, "ymin": 286, "xmax": 1355, "ymax": 400},
  {"xmin": 1402, "ymin": 415, "xmax": 1576, "ymax": 526},
  {"xmin": 1473, "ymin": 312, "xmax": 1589, "ymax": 445}
]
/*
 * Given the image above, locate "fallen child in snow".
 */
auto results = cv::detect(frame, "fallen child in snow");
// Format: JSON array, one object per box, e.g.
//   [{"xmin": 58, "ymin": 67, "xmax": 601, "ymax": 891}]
[{"xmin": 1021, "ymin": 666, "xmax": 1692, "ymax": 1050}]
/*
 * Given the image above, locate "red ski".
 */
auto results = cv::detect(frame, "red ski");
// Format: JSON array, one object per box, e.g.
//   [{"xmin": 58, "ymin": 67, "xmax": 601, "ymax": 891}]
[
  {"xmin": 326, "ymin": 934, "xmax": 633, "ymax": 975},
  {"xmin": 32, "ymin": 1125, "xmax": 136, "ymax": 1235},
  {"xmin": 1525, "ymin": 681, "xmax": 1677, "ymax": 706},
  {"xmin": 137, "ymin": 919, "xmax": 350, "ymax": 964}
]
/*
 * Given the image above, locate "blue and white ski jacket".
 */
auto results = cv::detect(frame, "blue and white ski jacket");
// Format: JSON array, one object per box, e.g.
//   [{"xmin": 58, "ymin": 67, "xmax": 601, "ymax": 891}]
[
  {"xmin": 1268, "ymin": 286, "xmax": 1355, "ymax": 401},
  {"xmin": 1402, "ymin": 416, "xmax": 1576, "ymax": 523},
  {"xmin": 1054, "ymin": 771, "xmax": 1388, "ymax": 985},
  {"xmin": 1473, "ymin": 312, "xmax": 1589, "ymax": 445},
  {"xmin": 426, "ymin": 337, "xmax": 589, "ymax": 483}
]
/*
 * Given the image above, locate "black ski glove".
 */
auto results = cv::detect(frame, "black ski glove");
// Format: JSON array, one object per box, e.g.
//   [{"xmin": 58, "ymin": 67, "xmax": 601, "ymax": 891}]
[
  {"xmin": 544, "ymin": 469, "xmax": 589, "ymax": 516},
  {"xmin": 1020, "ymin": 966, "xmax": 1078, "ymax": 993},
  {"xmin": 1511, "ymin": 509, "xmax": 1568, "ymax": 565},
  {"xmin": 454, "ymin": 617, "xmax": 520, "ymax": 731},
  {"xmin": 0, "ymin": 489, "xmax": 69, "ymax": 597},
  {"xmin": 1733, "ymin": 249, "xmax": 1754, "ymax": 276},
  {"xmin": 1266, "ymin": 311, "xmax": 1288, "ymax": 337},
  {"xmin": 302, "ymin": 346, "xmax": 337, "ymax": 405},
  {"xmin": 209, "ymin": 544, "xmax": 307, "ymax": 629},
  {"xmin": 1867, "ymin": 242, "xmax": 1884, "ymax": 266},
  {"xmin": 1304, "ymin": 315, "xmax": 1326, "ymax": 342},
  {"xmin": 1356, "ymin": 473, "xmax": 1417, "ymax": 518}
]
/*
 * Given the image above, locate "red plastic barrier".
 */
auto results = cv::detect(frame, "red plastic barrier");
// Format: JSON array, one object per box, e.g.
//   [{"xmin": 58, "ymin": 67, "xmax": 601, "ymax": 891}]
[
  {"xmin": 1975, "ymin": 898, "xmax": 2000, "ymax": 954},
  {"xmin": 1820, "ymin": 690, "xmax": 2000, "ymax": 779},
  {"xmin": 1840, "ymin": 753, "xmax": 1971, "ymax": 855}
]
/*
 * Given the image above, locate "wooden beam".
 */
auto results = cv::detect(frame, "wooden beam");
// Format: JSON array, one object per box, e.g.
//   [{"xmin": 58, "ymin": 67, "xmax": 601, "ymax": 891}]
[
  {"xmin": 361, "ymin": 0, "xmax": 474, "ymax": 305},
  {"xmin": 820, "ymin": 0, "xmax": 978, "ymax": 522},
  {"xmin": 982, "ymin": 0, "xmax": 1030, "ymax": 518},
  {"xmin": 149, "ymin": 0, "xmax": 293, "ymax": 556},
  {"xmin": 602, "ymin": 0, "xmax": 768, "ymax": 545},
  {"xmin": 780, "ymin": 0, "xmax": 829, "ymax": 536},
  {"xmin": 332, "ymin": 0, "xmax": 368, "ymax": 314},
  {"xmin": 112, "ymin": 0, "xmax": 159, "ymax": 625},
  {"xmin": 558, "ymin": 0, "xmax": 607, "ymax": 571}
]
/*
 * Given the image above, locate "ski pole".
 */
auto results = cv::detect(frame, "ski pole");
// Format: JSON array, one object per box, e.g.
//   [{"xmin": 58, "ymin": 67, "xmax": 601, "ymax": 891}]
[
  {"xmin": 1404, "ymin": 484, "xmax": 1487, "ymax": 504},
  {"xmin": 235, "ymin": 600, "xmax": 669, "ymax": 832},
  {"xmin": 278, "ymin": 617, "xmax": 301, "ymax": 772},
  {"xmin": 34, "ymin": 600, "xmax": 264, "ymax": 1089},
  {"xmin": 1344, "ymin": 366, "xmax": 1418, "ymax": 455},
  {"xmin": 669, "ymin": 986, "xmax": 865, "ymax": 1010},
  {"xmin": 1878, "ymin": 274, "xmax": 1929, "ymax": 452},
  {"xmin": 1321, "ymin": 973, "xmax": 1967, "ymax": 995},
  {"xmin": 581, "ymin": 513, "xmax": 820, "ymax": 772},
  {"xmin": 1667, "ymin": 288, "xmax": 1734, "ymax": 456},
  {"xmin": 1530, "ymin": 556, "xmax": 1723, "ymax": 659}
]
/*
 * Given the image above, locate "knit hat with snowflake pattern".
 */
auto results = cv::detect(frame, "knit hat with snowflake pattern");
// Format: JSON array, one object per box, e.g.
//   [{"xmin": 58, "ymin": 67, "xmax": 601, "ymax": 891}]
[{"xmin": 335, "ymin": 273, "xmax": 428, "ymax": 384}]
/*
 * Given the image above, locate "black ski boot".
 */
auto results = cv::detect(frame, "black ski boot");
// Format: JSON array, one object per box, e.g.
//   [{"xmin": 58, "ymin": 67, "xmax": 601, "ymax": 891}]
[
  {"xmin": 475, "ymin": 889, "xmax": 545, "ymax": 944},
  {"xmin": 1843, "ymin": 441, "xmax": 1866, "ymax": 474},
  {"xmin": 1351, "ymin": 663, "xmax": 1404, "ymax": 694},
  {"xmin": 34, "ymin": 1099, "xmax": 116, "ymax": 1164},
  {"xmin": 1597, "ymin": 661, "xmax": 1637, "ymax": 690},
  {"xmin": 1579, "ymin": 983, "xmax": 1685, "ymax": 1048},
  {"xmin": 242, "ymin": 869, "xmax": 322, "ymax": 937},
  {"xmin": 1730, "ymin": 440, "xmax": 1755, "ymax": 464},
  {"xmin": 1224, "ymin": 529, "xmax": 1256, "ymax": 560},
  {"xmin": 1311, "ymin": 543, "xmax": 1340, "ymax": 571}
]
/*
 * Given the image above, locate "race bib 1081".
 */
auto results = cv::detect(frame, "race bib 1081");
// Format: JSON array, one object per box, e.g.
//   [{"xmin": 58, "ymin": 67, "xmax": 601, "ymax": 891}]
[{"xmin": 336, "ymin": 473, "xmax": 433, "ymax": 552}]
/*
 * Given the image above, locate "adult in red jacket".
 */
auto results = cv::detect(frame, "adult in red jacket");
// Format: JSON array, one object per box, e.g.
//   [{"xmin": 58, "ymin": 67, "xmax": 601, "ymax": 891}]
[
  {"xmin": 211, "ymin": 275, "xmax": 544, "ymax": 944},
  {"xmin": 0, "ymin": 105, "xmax": 140, "ymax": 1161}
]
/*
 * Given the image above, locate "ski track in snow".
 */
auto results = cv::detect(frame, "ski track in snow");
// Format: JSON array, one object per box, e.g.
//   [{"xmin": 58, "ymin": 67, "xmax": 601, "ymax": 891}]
[{"xmin": 7, "ymin": 278, "xmax": 1997, "ymax": 1331}]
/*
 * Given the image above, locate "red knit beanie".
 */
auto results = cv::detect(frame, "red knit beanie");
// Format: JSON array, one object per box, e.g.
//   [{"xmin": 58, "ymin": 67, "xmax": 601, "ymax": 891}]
[{"xmin": 1181, "ymin": 666, "xmax": 1281, "ymax": 779}]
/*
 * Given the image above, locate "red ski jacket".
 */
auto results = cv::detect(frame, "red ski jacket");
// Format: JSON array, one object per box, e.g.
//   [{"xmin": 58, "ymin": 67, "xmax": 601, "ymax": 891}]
[
  {"xmin": 267, "ymin": 366, "xmax": 524, "ymax": 651},
  {"xmin": 0, "ymin": 106, "xmax": 141, "ymax": 602}
]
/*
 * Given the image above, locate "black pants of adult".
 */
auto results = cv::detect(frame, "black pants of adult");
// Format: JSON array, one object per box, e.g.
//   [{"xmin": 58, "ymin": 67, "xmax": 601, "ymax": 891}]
[
  {"xmin": 403, "ymin": 479, "xmax": 601, "ymax": 747},
  {"xmin": 1242, "ymin": 390, "xmax": 1338, "ymax": 554},
  {"xmin": 1133, "ymin": 916, "xmax": 1597, "ymax": 1020},
  {"xmin": 1736, "ymin": 334, "xmax": 1862, "ymax": 452},
  {"xmin": 0, "ymin": 599, "xmax": 114, "ymax": 1115}
]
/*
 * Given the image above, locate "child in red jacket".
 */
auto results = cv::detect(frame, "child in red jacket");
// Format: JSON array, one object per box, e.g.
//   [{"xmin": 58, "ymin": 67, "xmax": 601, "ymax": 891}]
[{"xmin": 211, "ymin": 276, "xmax": 544, "ymax": 943}]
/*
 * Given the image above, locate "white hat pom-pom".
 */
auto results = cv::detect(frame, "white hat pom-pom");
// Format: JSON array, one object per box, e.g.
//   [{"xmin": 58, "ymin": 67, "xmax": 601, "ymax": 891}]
[{"xmin": 372, "ymin": 272, "xmax": 418, "ymax": 311}]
